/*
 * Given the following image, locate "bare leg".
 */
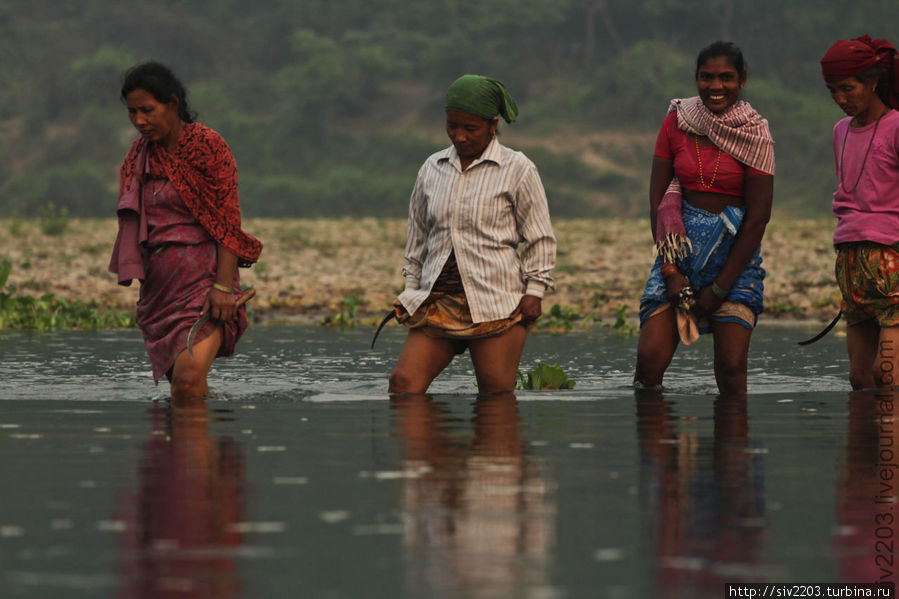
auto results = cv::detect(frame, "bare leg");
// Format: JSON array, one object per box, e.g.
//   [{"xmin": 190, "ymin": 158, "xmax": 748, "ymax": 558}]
[
  {"xmin": 846, "ymin": 319, "xmax": 878, "ymax": 390},
  {"xmin": 389, "ymin": 329, "xmax": 456, "ymax": 394},
  {"xmin": 873, "ymin": 325, "xmax": 899, "ymax": 389},
  {"xmin": 468, "ymin": 325, "xmax": 527, "ymax": 394},
  {"xmin": 710, "ymin": 320, "xmax": 752, "ymax": 396},
  {"xmin": 634, "ymin": 309, "xmax": 679, "ymax": 388},
  {"xmin": 170, "ymin": 326, "xmax": 223, "ymax": 405}
]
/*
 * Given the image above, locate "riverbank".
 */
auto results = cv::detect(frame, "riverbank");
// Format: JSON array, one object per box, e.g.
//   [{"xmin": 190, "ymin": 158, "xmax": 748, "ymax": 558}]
[{"xmin": 0, "ymin": 216, "xmax": 840, "ymax": 327}]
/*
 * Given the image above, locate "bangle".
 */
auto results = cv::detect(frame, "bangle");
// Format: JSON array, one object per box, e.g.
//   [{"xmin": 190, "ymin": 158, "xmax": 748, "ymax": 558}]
[
  {"xmin": 660, "ymin": 263, "xmax": 680, "ymax": 279},
  {"xmin": 711, "ymin": 281, "xmax": 729, "ymax": 299},
  {"xmin": 212, "ymin": 282, "xmax": 235, "ymax": 294}
]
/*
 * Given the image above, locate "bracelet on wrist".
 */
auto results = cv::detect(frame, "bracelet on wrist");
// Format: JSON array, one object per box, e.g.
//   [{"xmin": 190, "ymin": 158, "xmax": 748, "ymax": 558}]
[
  {"xmin": 212, "ymin": 282, "xmax": 235, "ymax": 294},
  {"xmin": 660, "ymin": 263, "xmax": 680, "ymax": 279},
  {"xmin": 710, "ymin": 281, "xmax": 729, "ymax": 299}
]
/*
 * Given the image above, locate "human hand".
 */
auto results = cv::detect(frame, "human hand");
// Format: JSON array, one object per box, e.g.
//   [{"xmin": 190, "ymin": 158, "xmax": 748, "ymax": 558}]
[
  {"xmin": 511, "ymin": 295, "xmax": 543, "ymax": 325},
  {"xmin": 692, "ymin": 286, "xmax": 724, "ymax": 317},
  {"xmin": 203, "ymin": 287, "xmax": 238, "ymax": 322},
  {"xmin": 665, "ymin": 274, "xmax": 690, "ymax": 306}
]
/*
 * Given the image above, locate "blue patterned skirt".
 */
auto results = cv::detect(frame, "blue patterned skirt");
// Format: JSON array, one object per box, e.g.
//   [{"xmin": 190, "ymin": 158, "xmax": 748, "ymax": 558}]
[{"xmin": 639, "ymin": 201, "xmax": 765, "ymax": 333}]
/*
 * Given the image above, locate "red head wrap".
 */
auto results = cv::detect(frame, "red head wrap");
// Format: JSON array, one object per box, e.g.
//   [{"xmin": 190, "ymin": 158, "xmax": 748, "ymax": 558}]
[{"xmin": 820, "ymin": 34, "xmax": 899, "ymax": 108}]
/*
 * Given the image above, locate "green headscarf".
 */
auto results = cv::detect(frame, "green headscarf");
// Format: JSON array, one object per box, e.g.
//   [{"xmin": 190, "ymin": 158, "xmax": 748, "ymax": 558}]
[{"xmin": 445, "ymin": 75, "xmax": 519, "ymax": 123}]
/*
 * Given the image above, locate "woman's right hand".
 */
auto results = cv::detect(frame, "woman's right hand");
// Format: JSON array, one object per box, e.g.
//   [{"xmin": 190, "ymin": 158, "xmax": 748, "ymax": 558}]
[{"xmin": 665, "ymin": 273, "xmax": 689, "ymax": 306}]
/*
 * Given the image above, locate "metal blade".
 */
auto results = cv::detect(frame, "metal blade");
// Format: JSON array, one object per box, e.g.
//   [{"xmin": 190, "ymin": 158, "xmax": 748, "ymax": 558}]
[
  {"xmin": 370, "ymin": 309, "xmax": 397, "ymax": 350},
  {"xmin": 187, "ymin": 312, "xmax": 210, "ymax": 357},
  {"xmin": 185, "ymin": 288, "xmax": 256, "ymax": 357}
]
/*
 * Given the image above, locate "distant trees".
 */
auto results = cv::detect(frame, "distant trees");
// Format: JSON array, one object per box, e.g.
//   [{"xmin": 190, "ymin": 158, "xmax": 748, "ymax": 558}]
[{"xmin": 0, "ymin": 0, "xmax": 897, "ymax": 217}]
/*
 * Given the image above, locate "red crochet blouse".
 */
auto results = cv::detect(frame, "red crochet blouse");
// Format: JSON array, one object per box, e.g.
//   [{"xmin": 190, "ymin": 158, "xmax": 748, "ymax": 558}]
[{"xmin": 653, "ymin": 112, "xmax": 767, "ymax": 197}]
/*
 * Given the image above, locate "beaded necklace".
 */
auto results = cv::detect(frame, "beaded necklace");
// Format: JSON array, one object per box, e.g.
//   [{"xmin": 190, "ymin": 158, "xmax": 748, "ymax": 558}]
[
  {"xmin": 693, "ymin": 134, "xmax": 722, "ymax": 189},
  {"xmin": 839, "ymin": 109, "xmax": 889, "ymax": 193}
]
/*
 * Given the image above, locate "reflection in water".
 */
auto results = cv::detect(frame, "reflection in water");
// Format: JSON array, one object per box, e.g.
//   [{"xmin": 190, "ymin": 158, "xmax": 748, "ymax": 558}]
[
  {"xmin": 636, "ymin": 392, "xmax": 766, "ymax": 596},
  {"xmin": 117, "ymin": 405, "xmax": 245, "ymax": 598},
  {"xmin": 836, "ymin": 391, "xmax": 899, "ymax": 584},
  {"xmin": 391, "ymin": 394, "xmax": 556, "ymax": 599}
]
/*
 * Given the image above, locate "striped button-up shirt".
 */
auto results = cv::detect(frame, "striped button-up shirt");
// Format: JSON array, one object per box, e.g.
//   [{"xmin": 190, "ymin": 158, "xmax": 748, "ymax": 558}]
[{"xmin": 398, "ymin": 137, "xmax": 556, "ymax": 323}]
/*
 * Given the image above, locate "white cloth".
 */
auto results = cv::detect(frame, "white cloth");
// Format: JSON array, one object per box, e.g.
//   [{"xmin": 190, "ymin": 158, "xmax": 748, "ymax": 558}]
[{"xmin": 398, "ymin": 137, "xmax": 556, "ymax": 323}]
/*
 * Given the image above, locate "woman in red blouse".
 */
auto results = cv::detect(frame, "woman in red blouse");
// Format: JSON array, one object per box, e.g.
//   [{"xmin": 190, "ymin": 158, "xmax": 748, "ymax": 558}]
[{"xmin": 633, "ymin": 42, "xmax": 775, "ymax": 395}]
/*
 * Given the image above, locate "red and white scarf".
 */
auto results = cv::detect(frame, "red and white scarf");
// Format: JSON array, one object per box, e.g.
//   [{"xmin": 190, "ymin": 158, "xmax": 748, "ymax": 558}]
[{"xmin": 656, "ymin": 97, "xmax": 775, "ymax": 262}]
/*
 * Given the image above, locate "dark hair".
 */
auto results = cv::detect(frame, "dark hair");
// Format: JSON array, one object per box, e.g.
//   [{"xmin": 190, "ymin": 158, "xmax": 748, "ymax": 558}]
[
  {"xmin": 120, "ymin": 62, "xmax": 196, "ymax": 123},
  {"xmin": 854, "ymin": 64, "xmax": 891, "ymax": 105},
  {"xmin": 695, "ymin": 41, "xmax": 747, "ymax": 81}
]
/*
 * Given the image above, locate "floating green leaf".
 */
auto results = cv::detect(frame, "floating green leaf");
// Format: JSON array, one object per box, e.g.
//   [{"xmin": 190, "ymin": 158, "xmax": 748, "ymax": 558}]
[{"xmin": 517, "ymin": 362, "xmax": 576, "ymax": 390}]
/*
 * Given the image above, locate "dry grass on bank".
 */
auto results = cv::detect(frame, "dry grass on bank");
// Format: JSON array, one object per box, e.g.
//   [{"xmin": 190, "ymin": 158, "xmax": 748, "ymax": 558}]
[{"xmin": 0, "ymin": 216, "xmax": 841, "ymax": 325}]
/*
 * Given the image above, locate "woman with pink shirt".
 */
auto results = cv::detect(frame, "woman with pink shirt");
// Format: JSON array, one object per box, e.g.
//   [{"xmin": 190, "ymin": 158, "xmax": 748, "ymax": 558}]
[{"xmin": 821, "ymin": 35, "xmax": 899, "ymax": 389}]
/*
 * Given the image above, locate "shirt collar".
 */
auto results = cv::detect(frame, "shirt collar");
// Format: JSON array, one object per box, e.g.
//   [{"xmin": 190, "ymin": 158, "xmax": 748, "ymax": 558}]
[{"xmin": 440, "ymin": 136, "xmax": 504, "ymax": 171}]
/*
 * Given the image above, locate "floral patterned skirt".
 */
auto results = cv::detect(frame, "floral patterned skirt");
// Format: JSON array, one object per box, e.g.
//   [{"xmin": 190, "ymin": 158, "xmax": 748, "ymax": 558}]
[{"xmin": 835, "ymin": 241, "xmax": 899, "ymax": 327}]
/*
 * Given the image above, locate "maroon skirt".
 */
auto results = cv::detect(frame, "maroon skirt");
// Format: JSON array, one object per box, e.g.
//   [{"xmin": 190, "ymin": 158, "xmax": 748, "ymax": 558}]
[{"xmin": 137, "ymin": 240, "xmax": 246, "ymax": 383}]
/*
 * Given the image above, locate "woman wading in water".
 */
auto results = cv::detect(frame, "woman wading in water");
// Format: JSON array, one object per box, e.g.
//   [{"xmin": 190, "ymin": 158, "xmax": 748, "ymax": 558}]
[
  {"xmin": 821, "ymin": 35, "xmax": 899, "ymax": 389},
  {"xmin": 110, "ymin": 62, "xmax": 262, "ymax": 405},
  {"xmin": 634, "ymin": 41, "xmax": 775, "ymax": 395},
  {"xmin": 388, "ymin": 75, "xmax": 556, "ymax": 394}
]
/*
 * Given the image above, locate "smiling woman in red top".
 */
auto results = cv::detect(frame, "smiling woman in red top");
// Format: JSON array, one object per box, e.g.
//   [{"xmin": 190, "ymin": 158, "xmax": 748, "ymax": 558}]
[
  {"xmin": 110, "ymin": 62, "xmax": 262, "ymax": 405},
  {"xmin": 634, "ymin": 41, "xmax": 775, "ymax": 396}
]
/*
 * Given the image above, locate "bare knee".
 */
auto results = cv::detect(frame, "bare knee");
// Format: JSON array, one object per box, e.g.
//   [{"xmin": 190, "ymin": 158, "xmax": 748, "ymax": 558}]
[
  {"xmin": 170, "ymin": 367, "xmax": 208, "ymax": 401},
  {"xmin": 871, "ymin": 361, "xmax": 899, "ymax": 389},
  {"xmin": 389, "ymin": 368, "xmax": 427, "ymax": 394},
  {"xmin": 635, "ymin": 345, "xmax": 668, "ymax": 387},
  {"xmin": 714, "ymin": 356, "xmax": 747, "ymax": 394}
]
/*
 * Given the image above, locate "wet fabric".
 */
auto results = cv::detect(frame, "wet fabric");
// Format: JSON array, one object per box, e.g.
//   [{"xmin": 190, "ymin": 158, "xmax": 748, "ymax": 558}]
[
  {"xmin": 394, "ymin": 291, "xmax": 522, "ymax": 355},
  {"xmin": 640, "ymin": 201, "xmax": 765, "ymax": 333},
  {"xmin": 821, "ymin": 35, "xmax": 899, "ymax": 109},
  {"xmin": 137, "ymin": 179, "xmax": 246, "ymax": 384},
  {"xmin": 117, "ymin": 122, "xmax": 262, "ymax": 269},
  {"xmin": 835, "ymin": 241, "xmax": 899, "ymax": 326},
  {"xmin": 445, "ymin": 75, "xmax": 519, "ymax": 123}
]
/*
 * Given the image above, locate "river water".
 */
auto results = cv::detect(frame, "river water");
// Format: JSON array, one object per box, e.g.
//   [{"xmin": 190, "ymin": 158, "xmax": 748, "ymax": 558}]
[{"xmin": 0, "ymin": 324, "xmax": 895, "ymax": 598}]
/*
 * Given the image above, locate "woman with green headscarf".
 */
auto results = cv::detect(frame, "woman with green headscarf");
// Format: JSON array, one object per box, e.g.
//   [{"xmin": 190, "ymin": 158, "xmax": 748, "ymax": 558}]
[{"xmin": 387, "ymin": 75, "xmax": 557, "ymax": 394}]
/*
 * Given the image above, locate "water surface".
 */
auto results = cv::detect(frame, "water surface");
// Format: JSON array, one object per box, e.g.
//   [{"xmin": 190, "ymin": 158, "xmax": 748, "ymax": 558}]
[{"xmin": 0, "ymin": 325, "xmax": 894, "ymax": 598}]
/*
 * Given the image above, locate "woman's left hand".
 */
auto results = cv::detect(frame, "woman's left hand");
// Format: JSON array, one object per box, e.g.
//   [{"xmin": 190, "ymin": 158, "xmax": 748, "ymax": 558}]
[
  {"xmin": 692, "ymin": 286, "xmax": 724, "ymax": 317},
  {"xmin": 512, "ymin": 295, "xmax": 543, "ymax": 326},
  {"xmin": 203, "ymin": 287, "xmax": 238, "ymax": 322}
]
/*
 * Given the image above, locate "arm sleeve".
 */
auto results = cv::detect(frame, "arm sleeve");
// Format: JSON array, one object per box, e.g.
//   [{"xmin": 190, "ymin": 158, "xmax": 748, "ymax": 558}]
[
  {"xmin": 514, "ymin": 163, "xmax": 557, "ymax": 294},
  {"xmin": 400, "ymin": 164, "xmax": 429, "ymax": 289},
  {"xmin": 653, "ymin": 112, "xmax": 676, "ymax": 160}
]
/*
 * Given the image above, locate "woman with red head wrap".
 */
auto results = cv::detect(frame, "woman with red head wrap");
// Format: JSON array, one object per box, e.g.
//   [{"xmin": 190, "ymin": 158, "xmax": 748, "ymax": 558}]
[{"xmin": 821, "ymin": 35, "xmax": 899, "ymax": 389}]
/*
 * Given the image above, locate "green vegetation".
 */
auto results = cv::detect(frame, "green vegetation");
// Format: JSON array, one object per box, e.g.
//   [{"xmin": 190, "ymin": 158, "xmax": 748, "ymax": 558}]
[
  {"xmin": 2, "ymin": 1, "xmax": 894, "ymax": 219},
  {"xmin": 320, "ymin": 293, "xmax": 367, "ymax": 327},
  {"xmin": 518, "ymin": 362, "xmax": 576, "ymax": 390},
  {"xmin": 538, "ymin": 303, "xmax": 637, "ymax": 336},
  {"xmin": 0, "ymin": 259, "xmax": 136, "ymax": 330}
]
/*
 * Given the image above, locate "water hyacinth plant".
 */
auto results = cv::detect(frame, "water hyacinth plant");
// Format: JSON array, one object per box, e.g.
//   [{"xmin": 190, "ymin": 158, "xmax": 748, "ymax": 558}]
[
  {"xmin": 517, "ymin": 362, "xmax": 576, "ymax": 390},
  {"xmin": 0, "ymin": 258, "xmax": 135, "ymax": 331}
]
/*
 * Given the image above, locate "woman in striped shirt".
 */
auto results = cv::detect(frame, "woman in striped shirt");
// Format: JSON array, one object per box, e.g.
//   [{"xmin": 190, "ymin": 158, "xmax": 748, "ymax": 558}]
[{"xmin": 388, "ymin": 75, "xmax": 557, "ymax": 394}]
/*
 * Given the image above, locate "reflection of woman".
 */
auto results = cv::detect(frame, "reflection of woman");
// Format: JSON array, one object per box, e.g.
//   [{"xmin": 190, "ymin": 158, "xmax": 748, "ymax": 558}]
[
  {"xmin": 388, "ymin": 75, "xmax": 556, "ymax": 394},
  {"xmin": 634, "ymin": 41, "xmax": 775, "ymax": 395},
  {"xmin": 392, "ymin": 394, "xmax": 553, "ymax": 598},
  {"xmin": 820, "ymin": 36, "xmax": 899, "ymax": 389},
  {"xmin": 636, "ymin": 392, "xmax": 765, "ymax": 595},
  {"xmin": 109, "ymin": 63, "xmax": 262, "ymax": 403},
  {"xmin": 834, "ymin": 391, "xmax": 899, "ymax": 585},
  {"xmin": 117, "ymin": 406, "xmax": 245, "ymax": 598}
]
